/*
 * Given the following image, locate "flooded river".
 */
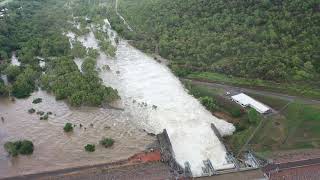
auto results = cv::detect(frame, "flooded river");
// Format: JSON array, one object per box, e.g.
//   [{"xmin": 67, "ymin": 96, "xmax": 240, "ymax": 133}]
[
  {"xmin": 0, "ymin": 17, "xmax": 235, "ymax": 178},
  {"xmin": 0, "ymin": 90, "xmax": 155, "ymax": 178}
]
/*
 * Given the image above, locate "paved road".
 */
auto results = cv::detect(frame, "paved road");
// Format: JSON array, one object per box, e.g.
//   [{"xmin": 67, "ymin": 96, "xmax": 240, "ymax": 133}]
[{"xmin": 183, "ymin": 78, "xmax": 320, "ymax": 105}]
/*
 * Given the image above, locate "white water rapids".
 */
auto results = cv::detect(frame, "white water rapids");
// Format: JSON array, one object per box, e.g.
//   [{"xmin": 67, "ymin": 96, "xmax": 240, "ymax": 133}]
[{"xmin": 65, "ymin": 18, "xmax": 236, "ymax": 176}]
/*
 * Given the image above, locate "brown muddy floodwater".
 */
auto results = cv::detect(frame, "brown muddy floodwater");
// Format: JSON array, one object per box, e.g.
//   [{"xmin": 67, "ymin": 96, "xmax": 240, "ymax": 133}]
[{"xmin": 0, "ymin": 90, "xmax": 155, "ymax": 178}]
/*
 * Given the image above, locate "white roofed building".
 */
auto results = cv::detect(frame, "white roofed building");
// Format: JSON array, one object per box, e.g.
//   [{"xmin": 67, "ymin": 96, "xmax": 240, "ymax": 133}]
[{"xmin": 231, "ymin": 93, "xmax": 271, "ymax": 114}]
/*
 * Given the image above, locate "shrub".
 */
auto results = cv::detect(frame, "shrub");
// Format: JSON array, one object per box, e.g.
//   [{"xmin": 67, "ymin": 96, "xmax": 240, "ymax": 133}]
[
  {"xmin": 231, "ymin": 108, "xmax": 242, "ymax": 118},
  {"xmin": 36, "ymin": 111, "xmax": 45, "ymax": 116},
  {"xmin": 199, "ymin": 96, "xmax": 217, "ymax": 112},
  {"xmin": 170, "ymin": 65, "xmax": 190, "ymax": 77},
  {"xmin": 18, "ymin": 140, "xmax": 34, "ymax": 155},
  {"xmin": 4, "ymin": 140, "xmax": 34, "ymax": 156},
  {"xmin": 32, "ymin": 98, "xmax": 42, "ymax": 104},
  {"xmin": 99, "ymin": 138, "xmax": 114, "ymax": 148},
  {"xmin": 84, "ymin": 144, "xmax": 95, "ymax": 152},
  {"xmin": 63, "ymin": 123, "xmax": 73, "ymax": 132},
  {"xmin": 40, "ymin": 114, "xmax": 48, "ymax": 120},
  {"xmin": 4, "ymin": 142, "xmax": 19, "ymax": 156},
  {"xmin": 102, "ymin": 65, "xmax": 111, "ymax": 71},
  {"xmin": 235, "ymin": 118, "xmax": 250, "ymax": 132},
  {"xmin": 12, "ymin": 80, "xmax": 34, "ymax": 98},
  {"xmin": 0, "ymin": 80, "xmax": 8, "ymax": 97},
  {"xmin": 28, "ymin": 108, "xmax": 36, "ymax": 114},
  {"xmin": 4, "ymin": 65, "xmax": 21, "ymax": 82},
  {"xmin": 11, "ymin": 67, "xmax": 37, "ymax": 98},
  {"xmin": 248, "ymin": 108, "xmax": 261, "ymax": 124}
]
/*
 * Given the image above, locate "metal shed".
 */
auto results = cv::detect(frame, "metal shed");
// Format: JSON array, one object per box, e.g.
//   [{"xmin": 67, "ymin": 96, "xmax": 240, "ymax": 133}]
[{"xmin": 231, "ymin": 93, "xmax": 271, "ymax": 114}]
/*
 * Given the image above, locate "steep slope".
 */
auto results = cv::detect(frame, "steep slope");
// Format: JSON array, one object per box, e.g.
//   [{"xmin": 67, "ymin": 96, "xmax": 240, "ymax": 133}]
[{"xmin": 114, "ymin": 0, "xmax": 320, "ymax": 83}]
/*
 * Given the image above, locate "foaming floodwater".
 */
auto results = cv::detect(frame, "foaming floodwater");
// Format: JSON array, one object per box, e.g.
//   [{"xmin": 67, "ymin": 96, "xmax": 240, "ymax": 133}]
[
  {"xmin": 0, "ymin": 90, "xmax": 155, "ymax": 178},
  {"xmin": 105, "ymin": 42, "xmax": 235, "ymax": 176},
  {"xmin": 74, "ymin": 58, "xmax": 84, "ymax": 72},
  {"xmin": 78, "ymin": 31, "xmax": 99, "ymax": 49},
  {"xmin": 11, "ymin": 53, "xmax": 20, "ymax": 66},
  {"xmin": 95, "ymin": 19, "xmax": 236, "ymax": 176}
]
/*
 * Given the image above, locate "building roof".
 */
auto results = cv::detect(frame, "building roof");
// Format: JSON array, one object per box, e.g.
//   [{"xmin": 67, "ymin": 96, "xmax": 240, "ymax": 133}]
[{"xmin": 231, "ymin": 93, "xmax": 270, "ymax": 113}]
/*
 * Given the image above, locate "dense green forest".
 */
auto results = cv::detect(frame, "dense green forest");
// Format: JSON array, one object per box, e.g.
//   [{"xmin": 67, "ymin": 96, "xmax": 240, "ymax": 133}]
[
  {"xmin": 112, "ymin": 0, "xmax": 320, "ymax": 84},
  {"xmin": 0, "ymin": 0, "xmax": 119, "ymax": 106}
]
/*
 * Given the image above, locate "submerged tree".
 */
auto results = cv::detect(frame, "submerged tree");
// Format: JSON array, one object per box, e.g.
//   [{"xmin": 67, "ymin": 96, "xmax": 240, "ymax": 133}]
[{"xmin": 4, "ymin": 140, "xmax": 34, "ymax": 156}]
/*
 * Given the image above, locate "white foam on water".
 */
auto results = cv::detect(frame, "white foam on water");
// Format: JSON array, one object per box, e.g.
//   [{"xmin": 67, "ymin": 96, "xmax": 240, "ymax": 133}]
[
  {"xmin": 74, "ymin": 58, "xmax": 84, "ymax": 72},
  {"xmin": 11, "ymin": 53, "xmax": 20, "ymax": 66},
  {"xmin": 112, "ymin": 42, "xmax": 235, "ymax": 176},
  {"xmin": 65, "ymin": 31, "xmax": 76, "ymax": 49},
  {"xmin": 78, "ymin": 31, "xmax": 99, "ymax": 49},
  {"xmin": 85, "ymin": 19, "xmax": 236, "ymax": 176}
]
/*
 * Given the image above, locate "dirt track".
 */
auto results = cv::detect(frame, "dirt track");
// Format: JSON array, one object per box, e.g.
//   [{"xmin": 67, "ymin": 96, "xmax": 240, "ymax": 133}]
[{"xmin": 183, "ymin": 78, "xmax": 320, "ymax": 104}]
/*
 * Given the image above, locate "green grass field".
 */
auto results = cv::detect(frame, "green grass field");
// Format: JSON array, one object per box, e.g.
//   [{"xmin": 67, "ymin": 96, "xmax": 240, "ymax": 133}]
[
  {"xmin": 250, "ymin": 102, "xmax": 320, "ymax": 155},
  {"xmin": 281, "ymin": 103, "xmax": 320, "ymax": 149},
  {"xmin": 184, "ymin": 80, "xmax": 320, "ymax": 156}
]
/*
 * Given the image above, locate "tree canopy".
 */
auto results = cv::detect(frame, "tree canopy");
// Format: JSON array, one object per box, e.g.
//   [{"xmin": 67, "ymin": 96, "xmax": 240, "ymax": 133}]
[
  {"xmin": 0, "ymin": 0, "xmax": 119, "ymax": 105},
  {"xmin": 112, "ymin": 0, "xmax": 320, "ymax": 84}
]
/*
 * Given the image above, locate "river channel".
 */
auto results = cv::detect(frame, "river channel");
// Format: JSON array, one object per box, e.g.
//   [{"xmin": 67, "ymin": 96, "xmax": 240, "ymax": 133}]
[{"xmin": 0, "ymin": 16, "xmax": 235, "ymax": 178}]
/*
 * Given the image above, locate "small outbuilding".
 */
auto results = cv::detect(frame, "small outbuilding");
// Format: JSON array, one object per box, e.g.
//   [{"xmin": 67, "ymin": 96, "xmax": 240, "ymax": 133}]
[{"xmin": 231, "ymin": 93, "xmax": 271, "ymax": 114}]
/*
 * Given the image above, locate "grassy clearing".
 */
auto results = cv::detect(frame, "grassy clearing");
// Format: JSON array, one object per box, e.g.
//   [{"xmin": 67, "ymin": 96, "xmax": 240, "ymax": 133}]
[
  {"xmin": 250, "ymin": 102, "xmax": 320, "ymax": 154},
  {"xmin": 250, "ymin": 116, "xmax": 286, "ymax": 152},
  {"xmin": 281, "ymin": 103, "xmax": 320, "ymax": 149},
  {"xmin": 225, "ymin": 109, "xmax": 262, "ymax": 154},
  {"xmin": 226, "ymin": 127, "xmax": 255, "ymax": 153},
  {"xmin": 187, "ymin": 72, "xmax": 320, "ymax": 99}
]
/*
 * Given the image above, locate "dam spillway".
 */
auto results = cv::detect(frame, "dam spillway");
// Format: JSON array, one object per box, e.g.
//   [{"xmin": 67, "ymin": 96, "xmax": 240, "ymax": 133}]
[{"xmin": 93, "ymin": 21, "xmax": 236, "ymax": 176}]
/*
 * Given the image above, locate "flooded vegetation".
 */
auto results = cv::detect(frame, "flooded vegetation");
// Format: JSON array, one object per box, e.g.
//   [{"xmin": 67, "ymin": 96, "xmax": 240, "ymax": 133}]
[{"xmin": 0, "ymin": 90, "xmax": 155, "ymax": 178}]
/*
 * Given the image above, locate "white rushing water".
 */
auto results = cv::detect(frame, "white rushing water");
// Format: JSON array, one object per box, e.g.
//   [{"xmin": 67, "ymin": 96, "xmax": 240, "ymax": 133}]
[
  {"xmin": 68, "ymin": 19, "xmax": 236, "ymax": 176},
  {"xmin": 11, "ymin": 53, "xmax": 20, "ymax": 66},
  {"xmin": 65, "ymin": 31, "xmax": 86, "ymax": 72},
  {"xmin": 74, "ymin": 58, "xmax": 84, "ymax": 72},
  {"xmin": 115, "ymin": 0, "xmax": 133, "ymax": 32},
  {"xmin": 1, "ymin": 75, "xmax": 8, "ymax": 85},
  {"xmin": 115, "ymin": 42, "xmax": 236, "ymax": 175}
]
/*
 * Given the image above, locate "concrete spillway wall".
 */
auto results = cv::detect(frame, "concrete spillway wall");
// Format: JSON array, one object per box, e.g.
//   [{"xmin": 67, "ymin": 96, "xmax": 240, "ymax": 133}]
[
  {"xmin": 211, "ymin": 123, "xmax": 223, "ymax": 142},
  {"xmin": 157, "ymin": 129, "xmax": 192, "ymax": 177}
]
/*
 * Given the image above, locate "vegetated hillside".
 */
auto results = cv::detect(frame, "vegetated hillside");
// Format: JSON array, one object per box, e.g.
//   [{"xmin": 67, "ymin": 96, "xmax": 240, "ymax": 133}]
[{"xmin": 116, "ymin": 0, "xmax": 320, "ymax": 83}]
